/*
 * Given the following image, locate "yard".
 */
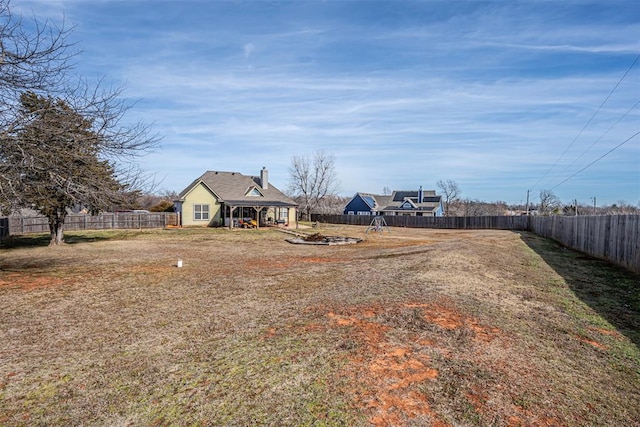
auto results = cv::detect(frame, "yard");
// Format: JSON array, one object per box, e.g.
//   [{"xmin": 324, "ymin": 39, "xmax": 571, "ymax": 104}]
[{"xmin": 0, "ymin": 225, "xmax": 638, "ymax": 426}]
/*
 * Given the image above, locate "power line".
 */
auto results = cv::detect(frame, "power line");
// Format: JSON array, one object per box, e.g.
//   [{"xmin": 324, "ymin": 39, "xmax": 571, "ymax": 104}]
[
  {"xmin": 531, "ymin": 53, "xmax": 640, "ymax": 189},
  {"xmin": 550, "ymin": 130, "xmax": 640, "ymax": 191},
  {"xmin": 550, "ymin": 99, "xmax": 640, "ymax": 182}
]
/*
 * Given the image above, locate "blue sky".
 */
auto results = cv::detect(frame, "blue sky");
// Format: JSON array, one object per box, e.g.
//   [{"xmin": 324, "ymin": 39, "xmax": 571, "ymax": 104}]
[{"xmin": 14, "ymin": 0, "xmax": 640, "ymax": 206}]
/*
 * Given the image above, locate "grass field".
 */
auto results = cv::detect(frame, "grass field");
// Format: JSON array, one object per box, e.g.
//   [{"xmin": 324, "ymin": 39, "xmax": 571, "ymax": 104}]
[{"xmin": 1, "ymin": 225, "xmax": 638, "ymax": 426}]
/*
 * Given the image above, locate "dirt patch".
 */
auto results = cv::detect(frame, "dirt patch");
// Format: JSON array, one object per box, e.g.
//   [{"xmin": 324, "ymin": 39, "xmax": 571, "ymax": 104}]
[
  {"xmin": 324, "ymin": 302, "xmax": 506, "ymax": 426},
  {"xmin": 246, "ymin": 256, "xmax": 350, "ymax": 271},
  {"xmin": 0, "ymin": 272, "xmax": 65, "ymax": 290},
  {"xmin": 575, "ymin": 334, "xmax": 607, "ymax": 349},
  {"xmin": 587, "ymin": 326, "xmax": 623, "ymax": 339}
]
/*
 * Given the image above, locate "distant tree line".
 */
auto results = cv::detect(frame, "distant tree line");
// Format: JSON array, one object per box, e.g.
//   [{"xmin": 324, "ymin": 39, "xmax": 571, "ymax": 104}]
[
  {"xmin": 437, "ymin": 183, "xmax": 639, "ymax": 217},
  {"xmin": 134, "ymin": 190, "xmax": 179, "ymax": 212}
]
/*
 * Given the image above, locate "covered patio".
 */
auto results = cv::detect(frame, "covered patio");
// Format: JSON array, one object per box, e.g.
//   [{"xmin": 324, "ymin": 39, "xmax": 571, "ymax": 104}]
[{"xmin": 222, "ymin": 201, "xmax": 296, "ymax": 229}]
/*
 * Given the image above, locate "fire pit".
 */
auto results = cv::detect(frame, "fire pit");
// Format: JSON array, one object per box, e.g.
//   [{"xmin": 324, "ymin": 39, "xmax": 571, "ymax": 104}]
[{"xmin": 285, "ymin": 232, "xmax": 362, "ymax": 246}]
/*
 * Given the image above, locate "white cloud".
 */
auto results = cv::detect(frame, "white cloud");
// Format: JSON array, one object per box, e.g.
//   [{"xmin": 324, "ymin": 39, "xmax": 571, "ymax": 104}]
[{"xmin": 243, "ymin": 43, "xmax": 255, "ymax": 58}]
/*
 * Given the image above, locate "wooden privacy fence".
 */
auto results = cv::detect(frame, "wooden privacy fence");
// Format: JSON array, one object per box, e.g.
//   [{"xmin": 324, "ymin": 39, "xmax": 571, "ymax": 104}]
[
  {"xmin": 311, "ymin": 214, "xmax": 640, "ymax": 274},
  {"xmin": 311, "ymin": 214, "xmax": 530, "ymax": 230},
  {"xmin": 529, "ymin": 215, "xmax": 639, "ymax": 274},
  {"xmin": 0, "ymin": 217, "xmax": 8, "ymax": 241},
  {"xmin": 3, "ymin": 212, "xmax": 179, "ymax": 236}
]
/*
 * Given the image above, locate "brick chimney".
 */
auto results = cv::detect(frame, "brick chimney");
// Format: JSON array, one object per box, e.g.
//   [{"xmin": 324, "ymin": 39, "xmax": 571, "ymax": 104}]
[{"xmin": 260, "ymin": 166, "xmax": 268, "ymax": 189}]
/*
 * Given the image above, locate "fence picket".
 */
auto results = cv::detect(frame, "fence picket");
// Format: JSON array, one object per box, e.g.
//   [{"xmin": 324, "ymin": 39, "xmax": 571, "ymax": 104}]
[{"xmin": 0, "ymin": 212, "xmax": 178, "ymax": 239}]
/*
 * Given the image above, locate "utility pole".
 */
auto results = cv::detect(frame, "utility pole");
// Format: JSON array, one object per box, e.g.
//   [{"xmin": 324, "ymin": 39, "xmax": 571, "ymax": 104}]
[
  {"xmin": 526, "ymin": 189, "xmax": 530, "ymax": 216},
  {"xmin": 591, "ymin": 197, "xmax": 596, "ymax": 215},
  {"xmin": 574, "ymin": 199, "xmax": 578, "ymax": 216}
]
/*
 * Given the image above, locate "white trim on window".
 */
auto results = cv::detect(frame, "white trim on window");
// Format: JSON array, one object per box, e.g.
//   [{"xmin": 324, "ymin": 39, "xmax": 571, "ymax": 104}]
[{"xmin": 194, "ymin": 204, "xmax": 210, "ymax": 221}]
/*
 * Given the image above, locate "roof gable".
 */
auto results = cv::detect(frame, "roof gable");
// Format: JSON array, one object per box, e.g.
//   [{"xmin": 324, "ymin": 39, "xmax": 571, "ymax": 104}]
[
  {"xmin": 178, "ymin": 179, "xmax": 219, "ymax": 201},
  {"xmin": 399, "ymin": 199, "xmax": 417, "ymax": 209},
  {"xmin": 245, "ymin": 186, "xmax": 264, "ymax": 197},
  {"xmin": 179, "ymin": 170, "xmax": 296, "ymax": 207},
  {"xmin": 360, "ymin": 194, "xmax": 376, "ymax": 209}
]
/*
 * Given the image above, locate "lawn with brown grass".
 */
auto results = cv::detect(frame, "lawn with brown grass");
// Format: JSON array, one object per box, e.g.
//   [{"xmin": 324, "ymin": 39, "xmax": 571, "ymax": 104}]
[{"xmin": 1, "ymin": 225, "xmax": 638, "ymax": 426}]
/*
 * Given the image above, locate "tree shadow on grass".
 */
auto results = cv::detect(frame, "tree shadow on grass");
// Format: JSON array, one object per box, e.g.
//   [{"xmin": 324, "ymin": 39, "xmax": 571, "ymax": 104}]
[
  {"xmin": 520, "ymin": 231, "xmax": 640, "ymax": 349},
  {"xmin": 0, "ymin": 232, "xmax": 118, "ymax": 249}
]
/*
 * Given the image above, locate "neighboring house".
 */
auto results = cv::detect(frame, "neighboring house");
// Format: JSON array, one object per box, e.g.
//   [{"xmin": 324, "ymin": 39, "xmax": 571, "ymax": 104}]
[
  {"xmin": 344, "ymin": 187, "xmax": 444, "ymax": 217},
  {"xmin": 175, "ymin": 167, "xmax": 298, "ymax": 228}
]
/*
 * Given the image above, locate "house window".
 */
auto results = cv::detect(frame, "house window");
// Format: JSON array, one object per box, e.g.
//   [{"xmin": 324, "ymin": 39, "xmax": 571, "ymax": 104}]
[
  {"xmin": 194, "ymin": 204, "xmax": 210, "ymax": 221},
  {"xmin": 247, "ymin": 187, "xmax": 263, "ymax": 197},
  {"xmin": 357, "ymin": 211, "xmax": 371, "ymax": 215}
]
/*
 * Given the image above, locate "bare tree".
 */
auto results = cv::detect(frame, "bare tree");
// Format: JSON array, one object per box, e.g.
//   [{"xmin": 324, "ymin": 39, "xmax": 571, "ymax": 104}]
[
  {"xmin": 310, "ymin": 194, "xmax": 350, "ymax": 215},
  {"xmin": 604, "ymin": 200, "xmax": 640, "ymax": 215},
  {"xmin": 2, "ymin": 92, "xmax": 146, "ymax": 244},
  {"xmin": 0, "ymin": 0, "xmax": 74, "ymax": 124},
  {"xmin": 382, "ymin": 186, "xmax": 391, "ymax": 196},
  {"xmin": 0, "ymin": 0, "xmax": 74, "ymax": 208},
  {"xmin": 288, "ymin": 150, "xmax": 340, "ymax": 220},
  {"xmin": 538, "ymin": 189, "xmax": 561, "ymax": 216},
  {"xmin": 0, "ymin": 1, "xmax": 159, "ymax": 243},
  {"xmin": 461, "ymin": 199, "xmax": 508, "ymax": 216},
  {"xmin": 137, "ymin": 189, "xmax": 179, "ymax": 212},
  {"xmin": 436, "ymin": 179, "xmax": 461, "ymax": 216}
]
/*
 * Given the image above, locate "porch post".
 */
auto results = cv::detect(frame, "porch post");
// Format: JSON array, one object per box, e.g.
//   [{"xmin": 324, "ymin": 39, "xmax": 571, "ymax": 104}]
[
  {"xmin": 222, "ymin": 204, "xmax": 226, "ymax": 227},
  {"xmin": 229, "ymin": 206, "xmax": 237, "ymax": 229},
  {"xmin": 253, "ymin": 206, "xmax": 265, "ymax": 229}
]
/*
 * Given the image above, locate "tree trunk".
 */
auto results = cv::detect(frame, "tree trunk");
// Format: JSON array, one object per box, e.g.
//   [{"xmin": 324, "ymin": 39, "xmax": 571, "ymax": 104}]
[{"xmin": 48, "ymin": 213, "xmax": 66, "ymax": 245}]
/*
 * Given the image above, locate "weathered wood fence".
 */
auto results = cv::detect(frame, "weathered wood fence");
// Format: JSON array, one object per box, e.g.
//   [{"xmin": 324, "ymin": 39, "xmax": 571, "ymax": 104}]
[
  {"xmin": 0, "ymin": 217, "xmax": 8, "ymax": 241},
  {"xmin": 311, "ymin": 214, "xmax": 531, "ymax": 230},
  {"xmin": 529, "ymin": 215, "xmax": 639, "ymax": 274},
  {"xmin": 311, "ymin": 214, "xmax": 640, "ymax": 274},
  {"xmin": 1, "ymin": 212, "xmax": 178, "ymax": 238}
]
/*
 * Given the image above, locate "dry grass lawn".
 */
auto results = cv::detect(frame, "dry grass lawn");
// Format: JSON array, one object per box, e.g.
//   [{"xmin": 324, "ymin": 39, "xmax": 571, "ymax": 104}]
[{"xmin": 0, "ymin": 225, "xmax": 638, "ymax": 426}]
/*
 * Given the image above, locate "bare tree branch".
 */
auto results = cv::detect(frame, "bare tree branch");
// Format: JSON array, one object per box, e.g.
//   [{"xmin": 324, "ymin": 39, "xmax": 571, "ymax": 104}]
[
  {"xmin": 288, "ymin": 150, "xmax": 340, "ymax": 220},
  {"xmin": 436, "ymin": 179, "xmax": 461, "ymax": 217},
  {"xmin": 0, "ymin": 1, "xmax": 159, "ymax": 245},
  {"xmin": 538, "ymin": 189, "xmax": 561, "ymax": 216}
]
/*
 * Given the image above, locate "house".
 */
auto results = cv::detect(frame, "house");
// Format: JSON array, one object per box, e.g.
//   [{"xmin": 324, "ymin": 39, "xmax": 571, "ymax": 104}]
[
  {"xmin": 343, "ymin": 186, "xmax": 444, "ymax": 217},
  {"xmin": 174, "ymin": 167, "xmax": 298, "ymax": 228}
]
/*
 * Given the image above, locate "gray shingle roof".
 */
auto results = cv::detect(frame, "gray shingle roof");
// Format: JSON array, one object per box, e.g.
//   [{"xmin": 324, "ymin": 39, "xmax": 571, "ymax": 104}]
[
  {"xmin": 355, "ymin": 190, "xmax": 441, "ymax": 212},
  {"xmin": 357, "ymin": 193, "xmax": 393, "ymax": 209},
  {"xmin": 391, "ymin": 190, "xmax": 437, "ymax": 202},
  {"xmin": 178, "ymin": 170, "xmax": 297, "ymax": 207}
]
